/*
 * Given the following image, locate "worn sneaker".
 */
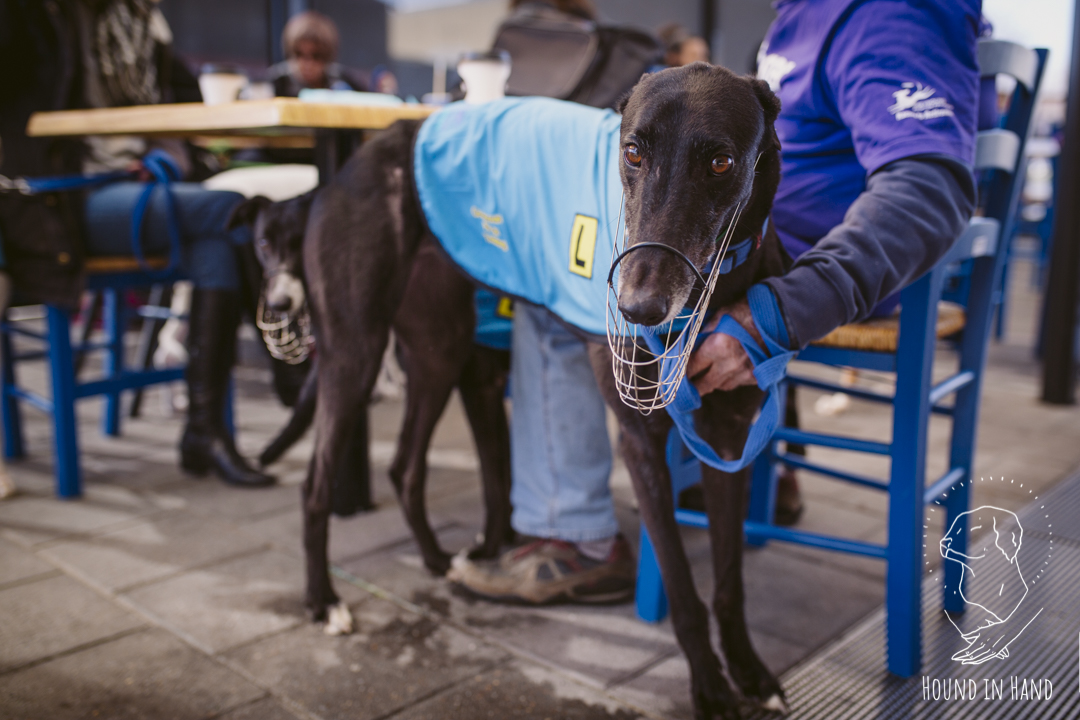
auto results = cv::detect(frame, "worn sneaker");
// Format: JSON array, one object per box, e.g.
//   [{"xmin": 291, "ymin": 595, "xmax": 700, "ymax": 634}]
[{"xmin": 448, "ymin": 535, "xmax": 635, "ymax": 605}]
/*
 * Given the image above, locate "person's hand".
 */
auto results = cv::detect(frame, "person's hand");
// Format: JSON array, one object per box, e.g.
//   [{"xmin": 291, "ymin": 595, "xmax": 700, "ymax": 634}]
[
  {"xmin": 126, "ymin": 159, "xmax": 151, "ymax": 182},
  {"xmin": 687, "ymin": 298, "xmax": 765, "ymax": 396}
]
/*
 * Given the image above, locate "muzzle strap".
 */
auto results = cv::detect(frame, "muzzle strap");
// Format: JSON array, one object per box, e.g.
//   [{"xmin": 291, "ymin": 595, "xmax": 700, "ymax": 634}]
[{"xmin": 641, "ymin": 284, "xmax": 795, "ymax": 473}]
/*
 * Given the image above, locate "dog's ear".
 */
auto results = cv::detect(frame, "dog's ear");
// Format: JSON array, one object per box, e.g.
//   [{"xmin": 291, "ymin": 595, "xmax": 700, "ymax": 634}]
[
  {"xmin": 615, "ymin": 89, "xmax": 634, "ymax": 114},
  {"xmin": 749, "ymin": 78, "xmax": 782, "ymax": 152},
  {"xmin": 226, "ymin": 195, "xmax": 272, "ymax": 231},
  {"xmin": 750, "ymin": 77, "xmax": 781, "ymax": 125}
]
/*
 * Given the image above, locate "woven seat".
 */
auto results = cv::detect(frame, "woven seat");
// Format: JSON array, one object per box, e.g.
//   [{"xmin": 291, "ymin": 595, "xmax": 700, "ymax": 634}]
[
  {"xmin": 84, "ymin": 256, "xmax": 169, "ymax": 274},
  {"xmin": 810, "ymin": 301, "xmax": 966, "ymax": 352}
]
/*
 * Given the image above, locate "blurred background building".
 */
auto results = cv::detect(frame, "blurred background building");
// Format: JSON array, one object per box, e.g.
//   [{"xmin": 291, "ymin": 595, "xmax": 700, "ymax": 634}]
[{"xmin": 158, "ymin": 0, "xmax": 777, "ymax": 99}]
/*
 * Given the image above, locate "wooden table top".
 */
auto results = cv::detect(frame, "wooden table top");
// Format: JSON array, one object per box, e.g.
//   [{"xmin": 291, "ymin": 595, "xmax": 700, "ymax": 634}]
[{"xmin": 27, "ymin": 98, "xmax": 439, "ymax": 138}]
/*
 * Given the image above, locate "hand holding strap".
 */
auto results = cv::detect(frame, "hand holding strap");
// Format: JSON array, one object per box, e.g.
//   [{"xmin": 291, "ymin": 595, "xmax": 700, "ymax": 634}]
[{"xmin": 642, "ymin": 285, "xmax": 795, "ymax": 473}]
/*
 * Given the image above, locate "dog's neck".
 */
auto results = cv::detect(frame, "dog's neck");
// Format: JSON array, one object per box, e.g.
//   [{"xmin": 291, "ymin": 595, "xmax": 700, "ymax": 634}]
[{"xmin": 729, "ymin": 143, "xmax": 781, "ymax": 246}]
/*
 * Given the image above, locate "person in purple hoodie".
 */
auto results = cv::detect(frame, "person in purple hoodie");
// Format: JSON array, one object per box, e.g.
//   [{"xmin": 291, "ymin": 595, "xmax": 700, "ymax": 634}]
[{"xmin": 453, "ymin": 0, "xmax": 980, "ymax": 605}]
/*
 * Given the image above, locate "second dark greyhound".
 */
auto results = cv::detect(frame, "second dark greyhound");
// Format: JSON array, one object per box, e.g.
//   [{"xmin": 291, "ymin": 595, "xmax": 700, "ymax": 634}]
[{"xmin": 304, "ymin": 63, "xmax": 791, "ymax": 718}]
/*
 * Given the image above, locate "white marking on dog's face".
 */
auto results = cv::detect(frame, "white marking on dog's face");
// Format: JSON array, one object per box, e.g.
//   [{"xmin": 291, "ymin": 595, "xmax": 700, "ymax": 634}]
[
  {"xmin": 324, "ymin": 602, "xmax": 355, "ymax": 636},
  {"xmin": 265, "ymin": 272, "xmax": 306, "ymax": 313}
]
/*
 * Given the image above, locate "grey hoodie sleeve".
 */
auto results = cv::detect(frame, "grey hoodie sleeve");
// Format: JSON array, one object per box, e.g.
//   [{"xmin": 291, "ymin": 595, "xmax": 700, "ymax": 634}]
[{"xmin": 762, "ymin": 154, "xmax": 976, "ymax": 349}]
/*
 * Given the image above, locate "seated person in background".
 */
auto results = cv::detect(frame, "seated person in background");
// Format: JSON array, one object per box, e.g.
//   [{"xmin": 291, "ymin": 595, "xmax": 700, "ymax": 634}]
[
  {"xmin": 657, "ymin": 23, "xmax": 710, "ymax": 67},
  {"xmin": 268, "ymin": 10, "xmax": 383, "ymax": 96},
  {"xmin": 0, "ymin": 0, "xmax": 273, "ymax": 488}
]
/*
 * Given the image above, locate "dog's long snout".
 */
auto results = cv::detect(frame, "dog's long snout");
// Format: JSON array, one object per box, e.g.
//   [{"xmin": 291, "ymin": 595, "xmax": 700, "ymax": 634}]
[
  {"xmin": 265, "ymin": 272, "xmax": 305, "ymax": 313},
  {"xmin": 618, "ymin": 292, "xmax": 670, "ymax": 326}
]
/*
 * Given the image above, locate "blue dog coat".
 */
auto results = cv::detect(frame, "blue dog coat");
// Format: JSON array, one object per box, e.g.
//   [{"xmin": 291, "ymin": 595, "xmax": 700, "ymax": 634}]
[{"xmin": 415, "ymin": 97, "xmax": 623, "ymax": 339}]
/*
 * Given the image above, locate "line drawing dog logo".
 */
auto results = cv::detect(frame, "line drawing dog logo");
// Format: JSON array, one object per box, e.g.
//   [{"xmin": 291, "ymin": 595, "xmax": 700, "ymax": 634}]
[{"xmin": 939, "ymin": 506, "xmax": 1043, "ymax": 665}]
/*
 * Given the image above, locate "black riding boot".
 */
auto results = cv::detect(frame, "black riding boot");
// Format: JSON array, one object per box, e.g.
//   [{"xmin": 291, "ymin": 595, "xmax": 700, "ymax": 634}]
[{"xmin": 180, "ymin": 288, "xmax": 275, "ymax": 487}]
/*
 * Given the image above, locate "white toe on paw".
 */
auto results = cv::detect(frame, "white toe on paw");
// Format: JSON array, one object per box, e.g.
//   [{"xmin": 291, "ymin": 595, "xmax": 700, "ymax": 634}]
[
  {"xmin": 762, "ymin": 694, "xmax": 789, "ymax": 715},
  {"xmin": 445, "ymin": 549, "xmax": 471, "ymax": 582},
  {"xmin": 324, "ymin": 602, "xmax": 355, "ymax": 636}
]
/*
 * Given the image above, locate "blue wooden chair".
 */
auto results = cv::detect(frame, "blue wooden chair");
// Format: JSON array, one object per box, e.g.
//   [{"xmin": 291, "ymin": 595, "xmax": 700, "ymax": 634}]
[
  {"xmin": 634, "ymin": 39, "xmax": 1046, "ymax": 678},
  {"xmin": 1, "ymin": 257, "xmax": 193, "ymax": 498}
]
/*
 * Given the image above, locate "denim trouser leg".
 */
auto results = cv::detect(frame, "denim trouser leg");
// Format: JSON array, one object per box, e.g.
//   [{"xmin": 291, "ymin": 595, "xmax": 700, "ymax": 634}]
[
  {"xmin": 84, "ymin": 183, "xmax": 250, "ymax": 290},
  {"xmin": 510, "ymin": 303, "xmax": 616, "ymax": 542}
]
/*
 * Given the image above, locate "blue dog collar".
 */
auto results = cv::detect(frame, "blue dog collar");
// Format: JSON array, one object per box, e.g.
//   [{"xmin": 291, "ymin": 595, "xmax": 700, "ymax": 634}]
[{"xmin": 707, "ymin": 217, "xmax": 768, "ymax": 276}]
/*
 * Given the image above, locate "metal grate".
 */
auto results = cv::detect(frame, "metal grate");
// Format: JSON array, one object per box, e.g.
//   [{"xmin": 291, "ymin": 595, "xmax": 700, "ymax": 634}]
[{"xmin": 749, "ymin": 472, "xmax": 1080, "ymax": 720}]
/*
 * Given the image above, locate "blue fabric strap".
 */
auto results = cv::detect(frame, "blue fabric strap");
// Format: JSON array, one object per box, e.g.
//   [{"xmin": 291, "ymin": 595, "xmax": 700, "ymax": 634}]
[
  {"xmin": 21, "ymin": 170, "xmax": 134, "ymax": 194},
  {"xmin": 642, "ymin": 283, "xmax": 795, "ymax": 473},
  {"xmin": 130, "ymin": 150, "xmax": 183, "ymax": 276},
  {"xmin": 11, "ymin": 149, "xmax": 184, "ymax": 277}
]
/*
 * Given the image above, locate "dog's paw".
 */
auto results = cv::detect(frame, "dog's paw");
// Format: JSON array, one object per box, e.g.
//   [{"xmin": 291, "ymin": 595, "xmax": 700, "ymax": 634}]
[
  {"xmin": 760, "ymin": 693, "xmax": 789, "ymax": 715},
  {"xmin": 445, "ymin": 549, "xmax": 472, "ymax": 583},
  {"xmin": 423, "ymin": 550, "xmax": 453, "ymax": 577},
  {"xmin": 323, "ymin": 602, "xmax": 355, "ymax": 636}
]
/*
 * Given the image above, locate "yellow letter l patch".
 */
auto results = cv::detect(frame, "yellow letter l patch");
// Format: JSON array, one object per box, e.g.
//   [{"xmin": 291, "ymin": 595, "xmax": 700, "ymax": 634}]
[{"xmin": 568, "ymin": 214, "xmax": 598, "ymax": 279}]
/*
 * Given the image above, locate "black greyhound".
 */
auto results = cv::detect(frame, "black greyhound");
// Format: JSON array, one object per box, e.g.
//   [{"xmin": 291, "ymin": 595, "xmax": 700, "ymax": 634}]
[
  {"xmin": 304, "ymin": 63, "xmax": 791, "ymax": 718},
  {"xmin": 228, "ymin": 191, "xmax": 515, "ymax": 532}
]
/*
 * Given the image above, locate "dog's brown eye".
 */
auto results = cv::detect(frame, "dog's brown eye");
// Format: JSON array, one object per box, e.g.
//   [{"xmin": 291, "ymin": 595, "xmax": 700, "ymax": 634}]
[
  {"xmin": 624, "ymin": 144, "xmax": 642, "ymax": 168},
  {"xmin": 710, "ymin": 155, "xmax": 734, "ymax": 175}
]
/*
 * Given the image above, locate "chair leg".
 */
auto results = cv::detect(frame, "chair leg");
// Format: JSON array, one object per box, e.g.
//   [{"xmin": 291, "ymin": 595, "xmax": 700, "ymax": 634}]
[
  {"xmin": 130, "ymin": 284, "xmax": 169, "ymax": 419},
  {"xmin": 886, "ymin": 274, "xmax": 939, "ymax": 677},
  {"xmin": 46, "ymin": 305, "xmax": 81, "ymax": 498},
  {"xmin": 0, "ymin": 322, "xmax": 25, "ymax": 459},
  {"xmin": 102, "ymin": 289, "xmax": 123, "ymax": 437},
  {"xmin": 746, "ymin": 451, "xmax": 776, "ymax": 547},
  {"xmin": 746, "ymin": 381, "xmax": 789, "ymax": 546},
  {"xmin": 635, "ymin": 524, "xmax": 668, "ymax": 622}
]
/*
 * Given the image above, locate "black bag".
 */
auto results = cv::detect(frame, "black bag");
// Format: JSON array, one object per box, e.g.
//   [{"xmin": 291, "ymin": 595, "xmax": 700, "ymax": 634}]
[
  {"xmin": 0, "ymin": 190, "xmax": 84, "ymax": 309},
  {"xmin": 492, "ymin": 8, "xmax": 661, "ymax": 110}
]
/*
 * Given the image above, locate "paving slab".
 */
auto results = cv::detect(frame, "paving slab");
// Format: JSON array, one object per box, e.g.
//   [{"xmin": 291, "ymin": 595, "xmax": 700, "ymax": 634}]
[
  {"xmin": 122, "ymin": 548, "xmax": 365, "ymax": 654},
  {"xmin": 0, "ymin": 628, "xmax": 264, "ymax": 720},
  {"xmin": 39, "ymin": 512, "xmax": 270, "ymax": 593},
  {"xmin": 0, "ymin": 573, "xmax": 144, "ymax": 672},
  {"xmin": 337, "ymin": 526, "xmax": 679, "ymax": 688},
  {"xmin": 606, "ymin": 654, "xmax": 694, "ymax": 720},
  {"xmin": 394, "ymin": 660, "xmax": 646, "ymax": 720},
  {"xmin": 164, "ymin": 479, "xmax": 302, "ymax": 521},
  {"xmin": 0, "ymin": 535, "xmax": 55, "ymax": 588},
  {"xmin": 215, "ymin": 697, "xmax": 304, "ymax": 720},
  {"xmin": 239, "ymin": 499, "xmax": 454, "ymax": 566},
  {"xmin": 225, "ymin": 596, "xmax": 506, "ymax": 720},
  {"xmin": 0, "ymin": 494, "xmax": 156, "ymax": 548},
  {"xmin": 739, "ymin": 545, "xmax": 884, "ymax": 650}
]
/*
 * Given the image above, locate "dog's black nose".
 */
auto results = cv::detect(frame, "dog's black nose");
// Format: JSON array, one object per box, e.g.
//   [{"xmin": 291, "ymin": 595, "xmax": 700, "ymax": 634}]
[
  {"xmin": 267, "ymin": 295, "xmax": 292, "ymax": 313},
  {"xmin": 619, "ymin": 295, "xmax": 670, "ymax": 326}
]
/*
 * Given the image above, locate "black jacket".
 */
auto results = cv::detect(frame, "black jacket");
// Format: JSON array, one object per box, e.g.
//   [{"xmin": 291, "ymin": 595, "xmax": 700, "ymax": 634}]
[{"xmin": 0, "ymin": 0, "xmax": 196, "ymax": 307}]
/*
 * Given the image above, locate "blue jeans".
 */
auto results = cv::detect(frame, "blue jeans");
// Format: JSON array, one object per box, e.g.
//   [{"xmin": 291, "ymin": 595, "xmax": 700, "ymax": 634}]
[
  {"xmin": 84, "ymin": 183, "xmax": 250, "ymax": 290},
  {"xmin": 510, "ymin": 303, "xmax": 616, "ymax": 542}
]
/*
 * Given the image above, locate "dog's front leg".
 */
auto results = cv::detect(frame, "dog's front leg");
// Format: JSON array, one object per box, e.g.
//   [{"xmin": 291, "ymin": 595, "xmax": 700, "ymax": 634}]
[
  {"xmin": 303, "ymin": 342, "xmax": 388, "ymax": 634},
  {"xmin": 697, "ymin": 389, "xmax": 787, "ymax": 713},
  {"xmin": 587, "ymin": 344, "xmax": 740, "ymax": 720}
]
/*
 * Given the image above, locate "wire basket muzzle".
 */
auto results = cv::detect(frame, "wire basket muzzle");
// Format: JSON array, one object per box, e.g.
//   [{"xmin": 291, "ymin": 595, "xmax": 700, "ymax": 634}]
[
  {"xmin": 256, "ymin": 294, "xmax": 315, "ymax": 365},
  {"xmin": 605, "ymin": 200, "xmax": 745, "ymax": 414}
]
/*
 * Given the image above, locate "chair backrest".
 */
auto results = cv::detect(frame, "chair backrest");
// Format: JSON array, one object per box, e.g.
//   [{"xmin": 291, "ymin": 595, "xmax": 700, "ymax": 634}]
[
  {"xmin": 943, "ymin": 41, "xmax": 1047, "ymax": 300},
  {"xmin": 977, "ymin": 41, "xmax": 1047, "ymax": 238}
]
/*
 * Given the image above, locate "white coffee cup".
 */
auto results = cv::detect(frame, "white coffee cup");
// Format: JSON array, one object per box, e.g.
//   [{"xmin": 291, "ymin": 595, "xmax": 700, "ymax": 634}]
[
  {"xmin": 457, "ymin": 51, "xmax": 511, "ymax": 105},
  {"xmin": 199, "ymin": 65, "xmax": 248, "ymax": 106}
]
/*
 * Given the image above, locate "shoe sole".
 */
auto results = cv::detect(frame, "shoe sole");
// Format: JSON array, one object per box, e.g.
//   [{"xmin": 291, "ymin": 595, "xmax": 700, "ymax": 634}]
[{"xmin": 451, "ymin": 580, "xmax": 634, "ymax": 606}]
